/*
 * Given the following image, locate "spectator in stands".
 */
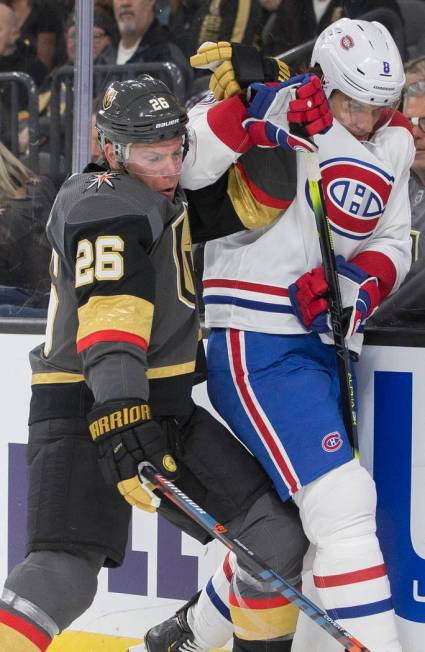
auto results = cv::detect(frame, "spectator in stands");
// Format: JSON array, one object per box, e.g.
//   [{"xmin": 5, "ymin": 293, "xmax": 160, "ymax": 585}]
[
  {"xmin": 262, "ymin": 0, "xmax": 404, "ymax": 57},
  {"xmin": 66, "ymin": 9, "xmax": 119, "ymax": 63},
  {"xmin": 18, "ymin": 9, "xmax": 118, "ymax": 171},
  {"xmin": 96, "ymin": 0, "xmax": 192, "ymax": 99},
  {"xmin": 372, "ymin": 56, "xmax": 425, "ymax": 326},
  {"xmin": 169, "ymin": 0, "xmax": 263, "ymax": 60},
  {"xmin": 0, "ymin": 3, "xmax": 47, "ymax": 150},
  {"xmin": 0, "ymin": 141, "xmax": 55, "ymax": 315},
  {"xmin": 4, "ymin": 0, "xmax": 64, "ymax": 71}
]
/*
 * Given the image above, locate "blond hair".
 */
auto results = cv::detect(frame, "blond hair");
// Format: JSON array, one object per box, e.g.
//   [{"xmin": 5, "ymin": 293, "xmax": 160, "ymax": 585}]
[{"xmin": 0, "ymin": 142, "xmax": 36, "ymax": 199}]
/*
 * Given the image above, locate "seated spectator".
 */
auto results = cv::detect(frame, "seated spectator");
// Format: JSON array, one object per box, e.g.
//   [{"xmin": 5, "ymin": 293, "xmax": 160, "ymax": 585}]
[
  {"xmin": 4, "ymin": 0, "xmax": 64, "ymax": 72},
  {"xmin": 18, "ymin": 9, "xmax": 118, "ymax": 177},
  {"xmin": 169, "ymin": 0, "xmax": 263, "ymax": 60},
  {"xmin": 66, "ymin": 9, "xmax": 119, "ymax": 63},
  {"xmin": 0, "ymin": 142, "xmax": 56, "ymax": 316},
  {"xmin": 0, "ymin": 3, "xmax": 47, "ymax": 149},
  {"xmin": 95, "ymin": 0, "xmax": 192, "ymax": 100},
  {"xmin": 370, "ymin": 57, "xmax": 425, "ymax": 327}
]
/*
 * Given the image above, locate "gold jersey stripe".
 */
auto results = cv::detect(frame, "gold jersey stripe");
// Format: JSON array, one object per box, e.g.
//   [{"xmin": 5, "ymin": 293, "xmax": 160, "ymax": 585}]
[
  {"xmin": 227, "ymin": 165, "xmax": 283, "ymax": 230},
  {"xmin": 32, "ymin": 372, "xmax": 85, "ymax": 385},
  {"xmin": 147, "ymin": 360, "xmax": 196, "ymax": 379},
  {"xmin": 230, "ymin": 0, "xmax": 252, "ymax": 43},
  {"xmin": 230, "ymin": 601, "xmax": 299, "ymax": 640},
  {"xmin": 77, "ymin": 294, "xmax": 153, "ymax": 344}
]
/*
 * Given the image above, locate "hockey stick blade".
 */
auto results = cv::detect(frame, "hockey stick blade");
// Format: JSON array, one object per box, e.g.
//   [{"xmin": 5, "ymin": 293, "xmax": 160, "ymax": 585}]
[{"xmin": 139, "ymin": 463, "xmax": 370, "ymax": 652}]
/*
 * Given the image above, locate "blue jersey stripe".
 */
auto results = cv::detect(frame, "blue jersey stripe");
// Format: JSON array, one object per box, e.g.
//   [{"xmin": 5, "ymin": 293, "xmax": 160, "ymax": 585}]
[
  {"xmin": 206, "ymin": 578, "xmax": 231, "ymax": 621},
  {"xmin": 204, "ymin": 295, "xmax": 294, "ymax": 314},
  {"xmin": 327, "ymin": 597, "xmax": 393, "ymax": 620}
]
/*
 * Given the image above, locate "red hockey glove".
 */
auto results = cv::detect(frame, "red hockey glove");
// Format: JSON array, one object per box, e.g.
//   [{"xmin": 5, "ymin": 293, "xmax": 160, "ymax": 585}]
[
  {"xmin": 288, "ymin": 256, "xmax": 380, "ymax": 336},
  {"xmin": 287, "ymin": 73, "xmax": 333, "ymax": 136},
  {"xmin": 88, "ymin": 400, "xmax": 178, "ymax": 513},
  {"xmin": 242, "ymin": 74, "xmax": 332, "ymax": 151}
]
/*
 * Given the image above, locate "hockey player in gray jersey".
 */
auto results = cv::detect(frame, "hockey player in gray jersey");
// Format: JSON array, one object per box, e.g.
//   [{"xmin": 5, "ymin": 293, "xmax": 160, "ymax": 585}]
[{"xmin": 0, "ymin": 76, "xmax": 309, "ymax": 651}]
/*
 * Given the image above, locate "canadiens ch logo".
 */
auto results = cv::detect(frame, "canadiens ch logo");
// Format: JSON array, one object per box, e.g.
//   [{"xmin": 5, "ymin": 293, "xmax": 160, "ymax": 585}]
[
  {"xmin": 85, "ymin": 172, "xmax": 119, "ymax": 192},
  {"xmin": 310, "ymin": 157, "xmax": 395, "ymax": 240},
  {"xmin": 340, "ymin": 34, "xmax": 354, "ymax": 50},
  {"xmin": 322, "ymin": 432, "xmax": 343, "ymax": 452}
]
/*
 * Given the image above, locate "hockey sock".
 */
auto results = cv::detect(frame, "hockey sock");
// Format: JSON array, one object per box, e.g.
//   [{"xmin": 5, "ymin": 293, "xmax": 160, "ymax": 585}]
[
  {"xmin": 293, "ymin": 460, "xmax": 402, "ymax": 652},
  {"xmin": 0, "ymin": 601, "xmax": 52, "ymax": 651},
  {"xmin": 187, "ymin": 552, "xmax": 234, "ymax": 648},
  {"xmin": 230, "ymin": 562, "xmax": 298, "ymax": 642}
]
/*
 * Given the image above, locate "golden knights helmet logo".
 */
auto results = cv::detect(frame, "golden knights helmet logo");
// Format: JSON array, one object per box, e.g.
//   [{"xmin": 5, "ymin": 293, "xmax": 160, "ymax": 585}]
[{"xmin": 103, "ymin": 86, "xmax": 118, "ymax": 111}]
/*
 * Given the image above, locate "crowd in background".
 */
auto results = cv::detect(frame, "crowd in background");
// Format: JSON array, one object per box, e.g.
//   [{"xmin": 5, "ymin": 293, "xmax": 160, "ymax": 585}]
[{"xmin": 0, "ymin": 0, "xmax": 424, "ymax": 323}]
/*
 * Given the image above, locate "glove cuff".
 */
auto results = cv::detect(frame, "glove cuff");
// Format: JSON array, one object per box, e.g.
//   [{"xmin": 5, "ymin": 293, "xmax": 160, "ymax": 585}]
[
  {"xmin": 88, "ymin": 399, "xmax": 152, "ymax": 442},
  {"xmin": 263, "ymin": 57, "xmax": 291, "ymax": 83}
]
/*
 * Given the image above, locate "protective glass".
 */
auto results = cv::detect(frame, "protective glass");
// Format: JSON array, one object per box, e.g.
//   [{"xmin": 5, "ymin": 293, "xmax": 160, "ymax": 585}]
[
  {"xmin": 124, "ymin": 140, "xmax": 184, "ymax": 177},
  {"xmin": 330, "ymin": 92, "xmax": 400, "ymax": 138}
]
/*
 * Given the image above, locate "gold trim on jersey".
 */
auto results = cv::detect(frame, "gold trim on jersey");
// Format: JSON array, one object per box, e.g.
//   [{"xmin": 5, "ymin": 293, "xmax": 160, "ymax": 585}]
[
  {"xmin": 77, "ymin": 294, "xmax": 153, "ymax": 343},
  {"xmin": 147, "ymin": 360, "xmax": 196, "ymax": 379},
  {"xmin": 230, "ymin": 602, "xmax": 299, "ymax": 640},
  {"xmin": 227, "ymin": 165, "xmax": 282, "ymax": 230},
  {"xmin": 32, "ymin": 372, "xmax": 85, "ymax": 385},
  {"xmin": 230, "ymin": 0, "xmax": 251, "ymax": 43}
]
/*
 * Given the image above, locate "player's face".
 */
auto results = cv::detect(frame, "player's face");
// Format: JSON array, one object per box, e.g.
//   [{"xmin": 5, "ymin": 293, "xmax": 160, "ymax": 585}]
[
  {"xmin": 330, "ymin": 91, "xmax": 399, "ymax": 140},
  {"xmin": 125, "ymin": 136, "xmax": 184, "ymax": 200},
  {"xmin": 403, "ymin": 79, "xmax": 425, "ymax": 178}
]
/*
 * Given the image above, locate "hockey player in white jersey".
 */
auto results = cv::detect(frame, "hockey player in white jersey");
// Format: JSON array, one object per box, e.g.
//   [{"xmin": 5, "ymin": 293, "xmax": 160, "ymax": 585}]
[{"xmin": 143, "ymin": 18, "xmax": 414, "ymax": 652}]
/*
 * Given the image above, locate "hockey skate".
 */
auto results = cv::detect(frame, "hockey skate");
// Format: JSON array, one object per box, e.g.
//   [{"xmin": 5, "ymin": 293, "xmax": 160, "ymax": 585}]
[{"xmin": 127, "ymin": 592, "xmax": 205, "ymax": 652}]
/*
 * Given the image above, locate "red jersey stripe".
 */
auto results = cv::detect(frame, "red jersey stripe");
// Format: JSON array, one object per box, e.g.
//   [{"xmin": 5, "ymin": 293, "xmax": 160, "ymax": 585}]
[
  {"xmin": 236, "ymin": 161, "xmax": 293, "ymax": 210},
  {"xmin": 203, "ymin": 278, "xmax": 289, "ymax": 297},
  {"xmin": 77, "ymin": 329, "xmax": 148, "ymax": 353},
  {"xmin": 0, "ymin": 609, "xmax": 51, "ymax": 650},
  {"xmin": 229, "ymin": 329, "xmax": 299, "ymax": 496}
]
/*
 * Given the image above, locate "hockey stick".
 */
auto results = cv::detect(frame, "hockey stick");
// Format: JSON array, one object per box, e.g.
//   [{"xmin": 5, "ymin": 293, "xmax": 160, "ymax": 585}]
[
  {"xmin": 139, "ymin": 463, "xmax": 370, "ymax": 652},
  {"xmin": 304, "ymin": 152, "xmax": 358, "ymax": 452}
]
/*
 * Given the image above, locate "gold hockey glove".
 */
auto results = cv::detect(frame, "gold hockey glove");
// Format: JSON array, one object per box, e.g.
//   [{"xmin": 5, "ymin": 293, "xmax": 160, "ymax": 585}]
[
  {"xmin": 190, "ymin": 41, "xmax": 291, "ymax": 100},
  {"xmin": 88, "ymin": 400, "xmax": 178, "ymax": 513}
]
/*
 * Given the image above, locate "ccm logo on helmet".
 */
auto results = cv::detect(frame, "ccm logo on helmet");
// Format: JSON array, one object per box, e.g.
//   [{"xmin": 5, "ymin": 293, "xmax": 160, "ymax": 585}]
[{"xmin": 322, "ymin": 432, "xmax": 344, "ymax": 452}]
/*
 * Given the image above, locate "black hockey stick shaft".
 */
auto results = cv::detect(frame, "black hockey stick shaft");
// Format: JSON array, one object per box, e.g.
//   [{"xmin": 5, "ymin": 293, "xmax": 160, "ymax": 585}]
[
  {"xmin": 140, "ymin": 464, "xmax": 370, "ymax": 652},
  {"xmin": 304, "ymin": 152, "xmax": 358, "ymax": 451}
]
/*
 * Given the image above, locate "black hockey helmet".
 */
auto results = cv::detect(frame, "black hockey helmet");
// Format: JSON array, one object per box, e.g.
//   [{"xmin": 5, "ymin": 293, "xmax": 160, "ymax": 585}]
[{"xmin": 96, "ymin": 76, "xmax": 188, "ymax": 162}]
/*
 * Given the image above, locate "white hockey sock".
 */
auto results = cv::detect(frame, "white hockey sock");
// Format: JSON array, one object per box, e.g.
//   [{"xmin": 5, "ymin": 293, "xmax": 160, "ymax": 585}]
[
  {"xmin": 187, "ymin": 553, "xmax": 235, "ymax": 649},
  {"xmin": 294, "ymin": 460, "xmax": 402, "ymax": 652}
]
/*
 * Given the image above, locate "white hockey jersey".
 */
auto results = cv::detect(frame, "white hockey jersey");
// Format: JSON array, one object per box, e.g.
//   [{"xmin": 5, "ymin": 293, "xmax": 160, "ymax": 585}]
[{"xmin": 182, "ymin": 96, "xmax": 415, "ymax": 352}]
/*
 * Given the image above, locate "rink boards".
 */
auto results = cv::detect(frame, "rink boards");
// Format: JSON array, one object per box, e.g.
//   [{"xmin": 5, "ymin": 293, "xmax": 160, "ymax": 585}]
[{"xmin": 0, "ymin": 331, "xmax": 424, "ymax": 650}]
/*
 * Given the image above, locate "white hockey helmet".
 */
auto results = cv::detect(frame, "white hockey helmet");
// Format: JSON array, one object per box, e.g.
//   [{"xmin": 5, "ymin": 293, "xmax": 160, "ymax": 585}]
[{"xmin": 311, "ymin": 18, "xmax": 405, "ymax": 106}]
